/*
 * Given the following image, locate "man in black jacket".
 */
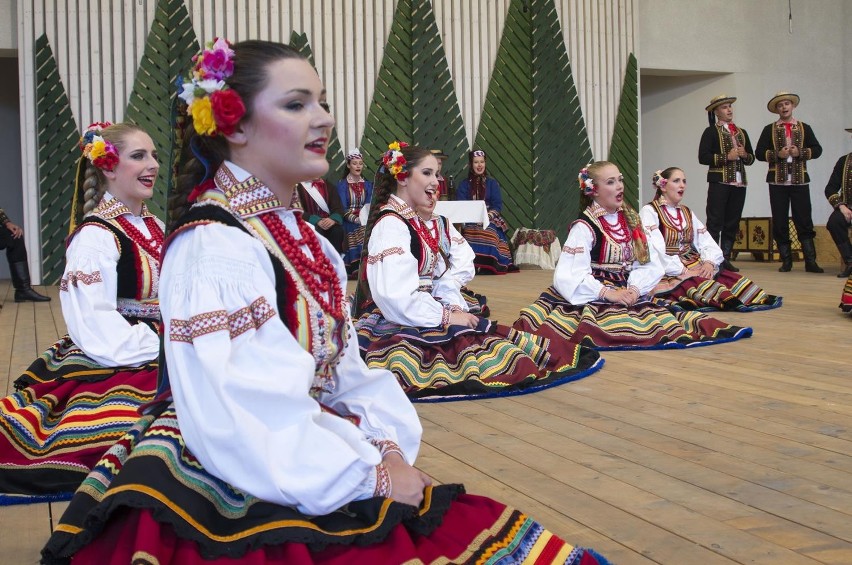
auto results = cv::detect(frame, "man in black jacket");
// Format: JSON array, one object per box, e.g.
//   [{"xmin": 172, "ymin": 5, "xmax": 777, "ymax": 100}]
[
  {"xmin": 698, "ymin": 94, "xmax": 755, "ymax": 272},
  {"xmin": 755, "ymin": 91, "xmax": 823, "ymax": 273},
  {"xmin": 824, "ymin": 127, "xmax": 852, "ymax": 278}
]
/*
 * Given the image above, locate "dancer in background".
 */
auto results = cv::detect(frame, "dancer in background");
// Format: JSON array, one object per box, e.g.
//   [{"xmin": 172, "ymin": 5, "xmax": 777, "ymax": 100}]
[
  {"xmin": 516, "ymin": 161, "xmax": 752, "ymax": 349},
  {"xmin": 336, "ymin": 148, "xmax": 372, "ymax": 277},
  {"xmin": 0, "ymin": 207, "xmax": 51, "ymax": 303},
  {"xmin": 456, "ymin": 149, "xmax": 518, "ymax": 274},
  {"xmin": 1, "ymin": 122, "xmax": 161, "ymax": 498},
  {"xmin": 698, "ymin": 94, "xmax": 755, "ymax": 272},
  {"xmin": 641, "ymin": 167, "xmax": 781, "ymax": 311},
  {"xmin": 823, "ymin": 127, "xmax": 852, "ymax": 278},
  {"xmin": 295, "ymin": 176, "xmax": 345, "ymax": 253}
]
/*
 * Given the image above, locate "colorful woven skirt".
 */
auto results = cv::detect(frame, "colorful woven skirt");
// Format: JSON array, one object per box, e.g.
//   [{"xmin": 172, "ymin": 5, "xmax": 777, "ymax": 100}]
[
  {"xmin": 462, "ymin": 213, "xmax": 517, "ymax": 274},
  {"xmin": 41, "ymin": 404, "xmax": 610, "ymax": 565},
  {"xmin": 355, "ymin": 309, "xmax": 603, "ymax": 401},
  {"xmin": 461, "ymin": 286, "xmax": 490, "ymax": 317},
  {"xmin": 653, "ymin": 267, "xmax": 782, "ymax": 312},
  {"xmin": 0, "ymin": 335, "xmax": 157, "ymax": 497},
  {"xmin": 342, "ymin": 220, "xmax": 365, "ymax": 277},
  {"xmin": 841, "ymin": 274, "xmax": 852, "ymax": 312},
  {"xmin": 515, "ymin": 286, "xmax": 752, "ymax": 350}
]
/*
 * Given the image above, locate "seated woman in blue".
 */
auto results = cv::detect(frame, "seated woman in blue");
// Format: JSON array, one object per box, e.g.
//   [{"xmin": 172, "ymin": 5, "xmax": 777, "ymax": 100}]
[
  {"xmin": 336, "ymin": 148, "xmax": 373, "ymax": 278},
  {"xmin": 456, "ymin": 149, "xmax": 518, "ymax": 274},
  {"xmin": 641, "ymin": 167, "xmax": 781, "ymax": 311}
]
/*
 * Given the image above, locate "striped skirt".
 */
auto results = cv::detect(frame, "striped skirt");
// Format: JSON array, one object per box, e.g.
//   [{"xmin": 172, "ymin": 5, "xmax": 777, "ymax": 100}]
[
  {"xmin": 462, "ymin": 212, "xmax": 517, "ymax": 274},
  {"xmin": 515, "ymin": 286, "xmax": 752, "ymax": 350},
  {"xmin": 841, "ymin": 274, "xmax": 852, "ymax": 312},
  {"xmin": 342, "ymin": 220, "xmax": 365, "ymax": 276},
  {"xmin": 0, "ymin": 335, "xmax": 157, "ymax": 497},
  {"xmin": 461, "ymin": 286, "xmax": 490, "ymax": 317},
  {"xmin": 653, "ymin": 266, "xmax": 782, "ymax": 312},
  {"xmin": 355, "ymin": 310, "xmax": 603, "ymax": 401},
  {"xmin": 41, "ymin": 404, "xmax": 610, "ymax": 565}
]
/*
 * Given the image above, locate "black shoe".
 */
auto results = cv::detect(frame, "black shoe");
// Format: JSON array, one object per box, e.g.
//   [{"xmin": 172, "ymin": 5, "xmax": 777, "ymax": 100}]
[
  {"xmin": 800, "ymin": 239, "xmax": 824, "ymax": 273},
  {"xmin": 15, "ymin": 287, "xmax": 51, "ymax": 302},
  {"xmin": 838, "ymin": 264, "xmax": 852, "ymax": 278},
  {"xmin": 720, "ymin": 259, "xmax": 739, "ymax": 272},
  {"xmin": 776, "ymin": 243, "xmax": 792, "ymax": 272},
  {"xmin": 804, "ymin": 261, "xmax": 824, "ymax": 273},
  {"xmin": 10, "ymin": 261, "xmax": 52, "ymax": 302}
]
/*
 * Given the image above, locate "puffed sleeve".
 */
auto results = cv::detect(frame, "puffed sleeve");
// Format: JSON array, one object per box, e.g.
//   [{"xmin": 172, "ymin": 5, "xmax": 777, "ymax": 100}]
[
  {"xmin": 432, "ymin": 221, "xmax": 472, "ymax": 311},
  {"xmin": 553, "ymin": 221, "xmax": 604, "ymax": 304},
  {"xmin": 691, "ymin": 211, "xmax": 723, "ymax": 267},
  {"xmin": 162, "ymin": 222, "xmax": 411, "ymax": 516},
  {"xmin": 640, "ymin": 204, "xmax": 686, "ymax": 277},
  {"xmin": 60, "ymin": 224, "xmax": 159, "ymax": 367},
  {"xmin": 366, "ymin": 215, "xmax": 446, "ymax": 327}
]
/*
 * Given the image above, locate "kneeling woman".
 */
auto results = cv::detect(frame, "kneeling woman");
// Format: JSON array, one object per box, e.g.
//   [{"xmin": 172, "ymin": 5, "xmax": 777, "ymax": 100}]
[
  {"xmin": 43, "ymin": 40, "xmax": 609, "ymax": 564},
  {"xmin": 515, "ymin": 161, "xmax": 752, "ymax": 350},
  {"xmin": 641, "ymin": 167, "xmax": 782, "ymax": 311},
  {"xmin": 0, "ymin": 122, "xmax": 161, "ymax": 498},
  {"xmin": 355, "ymin": 142, "xmax": 602, "ymax": 401}
]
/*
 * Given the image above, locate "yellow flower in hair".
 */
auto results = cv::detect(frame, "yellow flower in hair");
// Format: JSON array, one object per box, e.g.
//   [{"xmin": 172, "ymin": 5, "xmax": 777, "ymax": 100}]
[
  {"xmin": 388, "ymin": 141, "xmax": 401, "ymax": 152},
  {"xmin": 190, "ymin": 97, "xmax": 217, "ymax": 136},
  {"xmin": 88, "ymin": 139, "xmax": 107, "ymax": 160}
]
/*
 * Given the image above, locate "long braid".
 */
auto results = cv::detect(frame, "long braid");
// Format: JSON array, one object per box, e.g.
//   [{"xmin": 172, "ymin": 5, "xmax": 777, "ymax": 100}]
[
  {"xmin": 622, "ymin": 203, "xmax": 650, "ymax": 264},
  {"xmin": 354, "ymin": 171, "xmax": 395, "ymax": 313},
  {"xmin": 82, "ymin": 162, "xmax": 106, "ymax": 214}
]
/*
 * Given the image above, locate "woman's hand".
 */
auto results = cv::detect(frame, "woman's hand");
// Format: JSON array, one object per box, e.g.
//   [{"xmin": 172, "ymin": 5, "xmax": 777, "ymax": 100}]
[
  {"xmin": 384, "ymin": 453, "xmax": 432, "ymax": 507},
  {"xmin": 696, "ymin": 261, "xmax": 715, "ymax": 279},
  {"xmin": 448, "ymin": 311, "xmax": 478, "ymax": 328},
  {"xmin": 604, "ymin": 287, "xmax": 637, "ymax": 306}
]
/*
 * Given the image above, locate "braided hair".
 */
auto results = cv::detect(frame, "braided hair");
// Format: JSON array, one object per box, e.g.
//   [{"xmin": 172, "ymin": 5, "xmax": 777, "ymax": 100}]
[
  {"xmin": 170, "ymin": 40, "xmax": 307, "ymax": 228},
  {"xmin": 354, "ymin": 144, "xmax": 433, "ymax": 313}
]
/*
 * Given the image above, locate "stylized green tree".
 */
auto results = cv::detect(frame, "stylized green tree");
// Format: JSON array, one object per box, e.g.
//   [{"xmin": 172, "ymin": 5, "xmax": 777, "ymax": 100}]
[
  {"xmin": 124, "ymin": 0, "xmax": 199, "ymax": 220},
  {"xmin": 608, "ymin": 53, "xmax": 640, "ymax": 208},
  {"xmin": 35, "ymin": 34, "xmax": 80, "ymax": 284},
  {"xmin": 359, "ymin": 0, "xmax": 468, "ymax": 180},
  {"xmin": 474, "ymin": 0, "xmax": 592, "ymax": 238}
]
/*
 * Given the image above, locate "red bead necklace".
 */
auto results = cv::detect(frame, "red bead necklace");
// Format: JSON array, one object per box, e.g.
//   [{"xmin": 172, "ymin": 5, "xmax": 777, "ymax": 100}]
[
  {"xmin": 599, "ymin": 211, "xmax": 631, "ymax": 244},
  {"xmin": 348, "ymin": 179, "xmax": 365, "ymax": 203},
  {"xmin": 116, "ymin": 216, "xmax": 164, "ymax": 260},
  {"xmin": 660, "ymin": 203, "xmax": 684, "ymax": 230},
  {"xmin": 260, "ymin": 211, "xmax": 345, "ymax": 321},
  {"xmin": 410, "ymin": 217, "xmax": 440, "ymax": 255}
]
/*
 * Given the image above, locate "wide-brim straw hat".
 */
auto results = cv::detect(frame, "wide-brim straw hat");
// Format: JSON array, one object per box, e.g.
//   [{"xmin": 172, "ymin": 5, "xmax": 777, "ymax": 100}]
[
  {"xmin": 430, "ymin": 149, "xmax": 449, "ymax": 160},
  {"xmin": 845, "ymin": 128, "xmax": 852, "ymax": 134},
  {"xmin": 767, "ymin": 91, "xmax": 800, "ymax": 113},
  {"xmin": 705, "ymin": 94, "xmax": 737, "ymax": 113}
]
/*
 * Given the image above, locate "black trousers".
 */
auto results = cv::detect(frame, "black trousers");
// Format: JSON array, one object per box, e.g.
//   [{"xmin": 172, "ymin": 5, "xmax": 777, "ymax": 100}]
[
  {"xmin": 0, "ymin": 224, "xmax": 27, "ymax": 263},
  {"xmin": 768, "ymin": 183, "xmax": 816, "ymax": 244},
  {"xmin": 826, "ymin": 207, "xmax": 851, "ymax": 247},
  {"xmin": 705, "ymin": 182, "xmax": 746, "ymax": 250}
]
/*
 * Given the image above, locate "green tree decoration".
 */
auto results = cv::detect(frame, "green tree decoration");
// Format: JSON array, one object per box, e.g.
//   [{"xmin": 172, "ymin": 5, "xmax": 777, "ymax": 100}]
[
  {"xmin": 124, "ymin": 0, "xmax": 199, "ymax": 221},
  {"xmin": 359, "ymin": 0, "xmax": 468, "ymax": 180},
  {"xmin": 35, "ymin": 33, "xmax": 80, "ymax": 284},
  {"xmin": 474, "ymin": 0, "xmax": 592, "ymax": 238},
  {"xmin": 289, "ymin": 31, "xmax": 345, "ymax": 181},
  {"xmin": 608, "ymin": 53, "xmax": 639, "ymax": 208}
]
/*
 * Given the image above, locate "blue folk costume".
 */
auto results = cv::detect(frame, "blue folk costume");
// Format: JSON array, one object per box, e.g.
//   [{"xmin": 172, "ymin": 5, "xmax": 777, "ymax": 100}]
[{"xmin": 336, "ymin": 176, "xmax": 373, "ymax": 276}]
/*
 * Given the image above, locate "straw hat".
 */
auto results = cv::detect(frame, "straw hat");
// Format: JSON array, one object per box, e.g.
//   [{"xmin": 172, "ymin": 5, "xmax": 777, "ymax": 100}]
[
  {"xmin": 767, "ymin": 91, "xmax": 800, "ymax": 113},
  {"xmin": 705, "ymin": 94, "xmax": 737, "ymax": 113},
  {"xmin": 430, "ymin": 149, "xmax": 449, "ymax": 160},
  {"xmin": 845, "ymin": 128, "xmax": 852, "ymax": 134}
]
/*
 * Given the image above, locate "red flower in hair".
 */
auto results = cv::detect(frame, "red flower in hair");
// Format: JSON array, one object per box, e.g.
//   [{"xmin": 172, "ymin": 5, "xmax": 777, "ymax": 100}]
[
  {"xmin": 210, "ymin": 89, "xmax": 246, "ymax": 136},
  {"xmin": 93, "ymin": 152, "xmax": 120, "ymax": 172}
]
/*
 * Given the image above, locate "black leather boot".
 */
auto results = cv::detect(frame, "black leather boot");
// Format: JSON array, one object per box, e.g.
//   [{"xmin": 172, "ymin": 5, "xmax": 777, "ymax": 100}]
[
  {"xmin": 719, "ymin": 239, "xmax": 739, "ymax": 272},
  {"xmin": 777, "ymin": 243, "xmax": 793, "ymax": 272},
  {"xmin": 836, "ymin": 240, "xmax": 852, "ymax": 278},
  {"xmin": 800, "ymin": 239, "xmax": 824, "ymax": 273},
  {"xmin": 10, "ymin": 261, "xmax": 51, "ymax": 302}
]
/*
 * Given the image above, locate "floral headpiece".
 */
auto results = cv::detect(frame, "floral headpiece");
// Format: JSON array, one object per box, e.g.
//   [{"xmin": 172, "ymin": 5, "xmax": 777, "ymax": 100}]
[
  {"xmin": 652, "ymin": 170, "xmax": 667, "ymax": 189},
  {"xmin": 578, "ymin": 165, "xmax": 595, "ymax": 195},
  {"xmin": 382, "ymin": 141, "xmax": 409, "ymax": 181},
  {"xmin": 79, "ymin": 122, "xmax": 119, "ymax": 171},
  {"xmin": 178, "ymin": 38, "xmax": 246, "ymax": 137},
  {"xmin": 472, "ymin": 150, "xmax": 486, "ymax": 158}
]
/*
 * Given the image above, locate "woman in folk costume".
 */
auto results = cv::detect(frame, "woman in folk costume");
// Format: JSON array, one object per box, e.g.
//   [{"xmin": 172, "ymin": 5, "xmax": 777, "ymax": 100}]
[
  {"xmin": 0, "ymin": 122, "xmax": 161, "ymax": 500},
  {"xmin": 335, "ymin": 148, "xmax": 373, "ymax": 277},
  {"xmin": 416, "ymin": 182, "xmax": 489, "ymax": 317},
  {"xmin": 43, "ymin": 40, "xmax": 610, "ymax": 565},
  {"xmin": 641, "ymin": 167, "xmax": 782, "ymax": 312},
  {"xmin": 456, "ymin": 149, "xmax": 519, "ymax": 273},
  {"xmin": 515, "ymin": 161, "xmax": 752, "ymax": 350},
  {"xmin": 295, "ymin": 176, "xmax": 346, "ymax": 253},
  {"xmin": 354, "ymin": 142, "xmax": 602, "ymax": 401}
]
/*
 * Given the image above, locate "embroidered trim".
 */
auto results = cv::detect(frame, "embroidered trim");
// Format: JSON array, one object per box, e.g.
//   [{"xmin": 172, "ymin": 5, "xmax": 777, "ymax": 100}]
[
  {"xmin": 384, "ymin": 195, "xmax": 417, "ymax": 220},
  {"xmin": 116, "ymin": 298, "xmax": 160, "ymax": 320},
  {"xmin": 59, "ymin": 270, "xmax": 103, "ymax": 291},
  {"xmin": 450, "ymin": 236, "xmax": 466, "ymax": 245},
  {"xmin": 170, "ymin": 297, "xmax": 276, "ymax": 343},
  {"xmin": 215, "ymin": 166, "xmax": 285, "ymax": 217},
  {"xmin": 91, "ymin": 195, "xmax": 156, "ymax": 221},
  {"xmin": 374, "ymin": 463, "xmax": 392, "ymax": 497},
  {"xmin": 562, "ymin": 245, "xmax": 584, "ymax": 255},
  {"xmin": 366, "ymin": 247, "xmax": 405, "ymax": 264},
  {"xmin": 371, "ymin": 439, "xmax": 405, "ymax": 461}
]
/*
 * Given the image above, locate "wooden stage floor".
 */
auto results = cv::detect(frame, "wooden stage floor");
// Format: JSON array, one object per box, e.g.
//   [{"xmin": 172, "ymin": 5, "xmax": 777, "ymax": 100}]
[{"xmin": 1, "ymin": 259, "xmax": 850, "ymax": 564}]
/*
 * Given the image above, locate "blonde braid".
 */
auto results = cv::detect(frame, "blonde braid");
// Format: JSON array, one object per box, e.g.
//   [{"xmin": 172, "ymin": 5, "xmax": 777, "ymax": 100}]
[{"xmin": 82, "ymin": 163, "xmax": 106, "ymax": 214}]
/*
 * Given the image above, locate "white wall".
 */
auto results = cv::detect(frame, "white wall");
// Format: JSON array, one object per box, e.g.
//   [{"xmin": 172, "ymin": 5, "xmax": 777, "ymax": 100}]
[
  {"xmin": 0, "ymin": 0, "xmax": 15, "ymax": 54},
  {"xmin": 638, "ymin": 0, "xmax": 851, "ymax": 222}
]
